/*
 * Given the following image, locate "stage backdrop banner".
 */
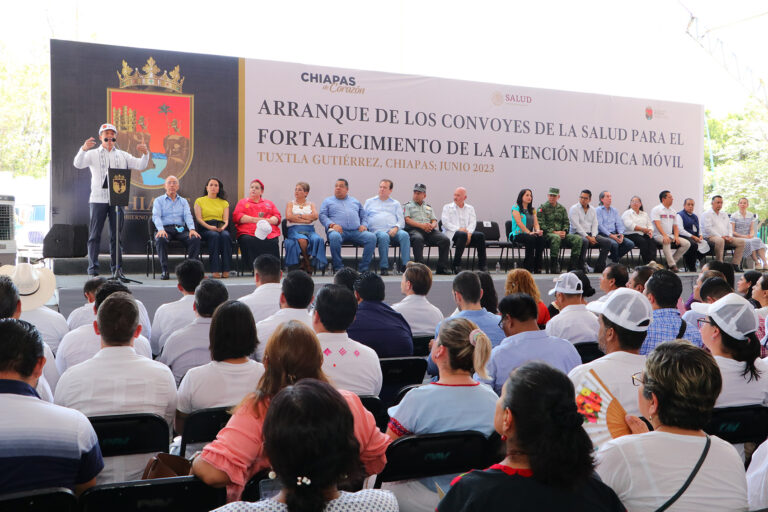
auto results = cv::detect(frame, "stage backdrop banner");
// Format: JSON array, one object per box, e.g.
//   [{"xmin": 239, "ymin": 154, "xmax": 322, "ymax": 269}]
[
  {"xmin": 243, "ymin": 59, "xmax": 703, "ymax": 239},
  {"xmin": 50, "ymin": 39, "xmax": 238, "ymax": 255}
]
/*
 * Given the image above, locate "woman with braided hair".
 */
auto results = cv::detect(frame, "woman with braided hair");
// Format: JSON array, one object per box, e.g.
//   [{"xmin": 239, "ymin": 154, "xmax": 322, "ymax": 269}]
[{"xmin": 438, "ymin": 362, "xmax": 624, "ymax": 511}]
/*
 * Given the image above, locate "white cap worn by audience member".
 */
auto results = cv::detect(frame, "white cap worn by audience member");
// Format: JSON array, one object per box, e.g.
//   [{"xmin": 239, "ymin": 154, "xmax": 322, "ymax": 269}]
[
  {"xmin": 98, "ymin": 122, "xmax": 118, "ymax": 135},
  {"xmin": 586, "ymin": 288, "xmax": 652, "ymax": 332},
  {"xmin": 548, "ymin": 272, "xmax": 584, "ymax": 296},
  {"xmin": 691, "ymin": 293, "xmax": 759, "ymax": 340},
  {"xmin": 0, "ymin": 263, "xmax": 56, "ymax": 311},
  {"xmin": 254, "ymin": 219, "xmax": 272, "ymax": 240}
]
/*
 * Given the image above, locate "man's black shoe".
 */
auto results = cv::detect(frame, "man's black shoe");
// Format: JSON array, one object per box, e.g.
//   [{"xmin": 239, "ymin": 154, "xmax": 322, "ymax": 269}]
[
  {"xmin": 160, "ymin": 272, "xmax": 170, "ymax": 280},
  {"xmin": 436, "ymin": 268, "xmax": 452, "ymax": 275},
  {"xmin": 380, "ymin": 268, "xmax": 390, "ymax": 276}
]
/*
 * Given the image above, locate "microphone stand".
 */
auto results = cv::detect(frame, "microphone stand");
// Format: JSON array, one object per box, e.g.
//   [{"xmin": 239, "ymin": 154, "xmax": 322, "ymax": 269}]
[{"xmin": 107, "ymin": 144, "xmax": 141, "ymax": 284}]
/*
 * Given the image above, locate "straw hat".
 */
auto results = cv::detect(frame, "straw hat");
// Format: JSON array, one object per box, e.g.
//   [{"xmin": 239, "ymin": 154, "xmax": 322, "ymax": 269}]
[{"xmin": 0, "ymin": 263, "xmax": 57, "ymax": 311}]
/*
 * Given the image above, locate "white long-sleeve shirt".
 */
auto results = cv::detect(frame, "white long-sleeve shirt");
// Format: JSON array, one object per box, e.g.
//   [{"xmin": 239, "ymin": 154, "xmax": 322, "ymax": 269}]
[
  {"xmin": 568, "ymin": 203, "xmax": 598, "ymax": 236},
  {"xmin": 702, "ymin": 208, "xmax": 734, "ymax": 238},
  {"xmin": 73, "ymin": 146, "xmax": 149, "ymax": 203},
  {"xmin": 441, "ymin": 202, "xmax": 476, "ymax": 241}
]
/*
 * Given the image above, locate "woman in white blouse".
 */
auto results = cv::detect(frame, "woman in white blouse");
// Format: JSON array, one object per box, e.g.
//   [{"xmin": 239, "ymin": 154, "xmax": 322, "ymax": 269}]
[{"xmin": 621, "ymin": 196, "xmax": 655, "ymax": 264}]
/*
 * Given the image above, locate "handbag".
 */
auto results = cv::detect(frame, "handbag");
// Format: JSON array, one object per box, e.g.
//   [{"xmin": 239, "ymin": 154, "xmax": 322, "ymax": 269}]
[
  {"xmin": 654, "ymin": 435, "xmax": 710, "ymax": 512},
  {"xmin": 141, "ymin": 452, "xmax": 193, "ymax": 479}
]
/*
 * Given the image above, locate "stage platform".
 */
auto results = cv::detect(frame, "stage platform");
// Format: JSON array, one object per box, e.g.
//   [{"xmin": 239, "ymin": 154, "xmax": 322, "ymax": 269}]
[{"xmin": 50, "ymin": 265, "xmax": 700, "ymax": 323}]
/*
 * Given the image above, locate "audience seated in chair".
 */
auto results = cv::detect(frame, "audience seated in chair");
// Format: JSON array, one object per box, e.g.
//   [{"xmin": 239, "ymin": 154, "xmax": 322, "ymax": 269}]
[
  {"xmin": 176, "ymin": 300, "xmax": 265, "ymax": 435},
  {"xmin": 596, "ymin": 263, "xmax": 628, "ymax": 303},
  {"xmin": 569, "ymin": 288, "xmax": 652, "ymax": 442},
  {"xmin": 0, "ymin": 319, "xmax": 104, "ymax": 496},
  {"xmin": 438, "ymin": 362, "xmax": 625, "ymax": 511},
  {"xmin": 2, "ymin": 263, "xmax": 70, "ymax": 355},
  {"xmin": 313, "ymin": 284, "xmax": 382, "ymax": 396},
  {"xmin": 385, "ymin": 318, "xmax": 497, "ymax": 512},
  {"xmin": 480, "ymin": 293, "xmax": 579, "ymax": 395},
  {"xmin": 255, "ymin": 270, "xmax": 314, "ymax": 361},
  {"xmin": 54, "ymin": 292, "xmax": 176, "ymax": 484},
  {"xmin": 392, "ymin": 262, "xmax": 445, "ymax": 338},
  {"xmin": 192, "ymin": 320, "xmax": 390, "ymax": 502},
  {"xmin": 237, "ymin": 254, "xmax": 283, "ymax": 324},
  {"xmin": 596, "ymin": 342, "xmax": 748, "ymax": 511},
  {"xmin": 151, "ymin": 259, "xmax": 205, "ymax": 356},
  {"xmin": 159, "ymin": 279, "xmax": 229, "ymax": 386},
  {"xmin": 626, "ymin": 265, "xmax": 655, "ymax": 294},
  {"xmin": 213, "ymin": 379, "xmax": 398, "ymax": 511},
  {"xmin": 640, "ymin": 270, "xmax": 701, "ymax": 355},
  {"xmin": 692, "ymin": 292, "xmax": 768, "ymax": 460},
  {"xmin": 66, "ymin": 277, "xmax": 106, "ymax": 330},
  {"xmin": 428, "ymin": 271, "xmax": 503, "ymax": 377},
  {"xmin": 504, "ymin": 269, "xmax": 548, "ymax": 328},
  {"xmin": 545, "ymin": 272, "xmax": 599, "ymax": 345},
  {"xmin": 333, "ymin": 266, "xmax": 359, "ymax": 292},
  {"xmin": 0, "ymin": 275, "xmax": 57, "ymax": 400},
  {"xmin": 56, "ymin": 281, "xmax": 153, "ymax": 375},
  {"xmin": 347, "ymin": 272, "xmax": 413, "ymax": 358}
]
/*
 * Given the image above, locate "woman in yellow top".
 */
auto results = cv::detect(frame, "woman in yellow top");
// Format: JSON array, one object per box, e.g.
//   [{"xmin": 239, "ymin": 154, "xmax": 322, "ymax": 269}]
[{"xmin": 194, "ymin": 177, "xmax": 231, "ymax": 278}]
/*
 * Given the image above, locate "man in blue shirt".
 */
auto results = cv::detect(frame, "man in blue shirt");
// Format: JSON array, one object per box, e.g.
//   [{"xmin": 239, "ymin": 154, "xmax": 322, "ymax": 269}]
[
  {"xmin": 364, "ymin": 179, "xmax": 410, "ymax": 275},
  {"xmin": 427, "ymin": 271, "xmax": 504, "ymax": 376},
  {"xmin": 0, "ymin": 319, "xmax": 104, "ymax": 495},
  {"xmin": 595, "ymin": 190, "xmax": 634, "ymax": 266},
  {"xmin": 346, "ymin": 272, "xmax": 413, "ymax": 358},
  {"xmin": 640, "ymin": 269, "xmax": 702, "ymax": 354},
  {"xmin": 478, "ymin": 293, "xmax": 580, "ymax": 394},
  {"xmin": 319, "ymin": 178, "xmax": 377, "ymax": 273},
  {"xmin": 152, "ymin": 175, "xmax": 201, "ymax": 280}
]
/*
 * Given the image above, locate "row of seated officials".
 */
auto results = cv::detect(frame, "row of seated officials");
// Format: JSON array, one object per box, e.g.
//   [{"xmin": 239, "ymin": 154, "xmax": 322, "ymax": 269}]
[{"xmin": 3, "ymin": 254, "xmax": 768, "ymax": 511}]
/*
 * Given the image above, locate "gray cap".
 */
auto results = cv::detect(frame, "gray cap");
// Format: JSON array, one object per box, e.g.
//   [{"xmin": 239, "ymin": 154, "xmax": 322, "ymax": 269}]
[{"xmin": 413, "ymin": 183, "xmax": 426, "ymax": 192}]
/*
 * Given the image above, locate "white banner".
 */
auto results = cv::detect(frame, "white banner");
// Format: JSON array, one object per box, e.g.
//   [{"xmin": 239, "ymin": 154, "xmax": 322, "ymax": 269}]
[{"xmin": 244, "ymin": 59, "xmax": 703, "ymax": 234}]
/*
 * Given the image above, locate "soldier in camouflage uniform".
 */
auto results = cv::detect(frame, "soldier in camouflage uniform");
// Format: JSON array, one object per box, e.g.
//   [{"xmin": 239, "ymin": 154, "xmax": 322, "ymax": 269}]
[{"xmin": 537, "ymin": 187, "xmax": 584, "ymax": 273}]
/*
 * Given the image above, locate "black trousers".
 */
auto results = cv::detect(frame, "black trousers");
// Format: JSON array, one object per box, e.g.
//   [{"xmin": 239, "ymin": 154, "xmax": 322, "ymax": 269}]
[
  {"xmin": 408, "ymin": 227, "xmax": 451, "ymax": 271},
  {"xmin": 452, "ymin": 231, "xmax": 486, "ymax": 269},
  {"xmin": 625, "ymin": 233, "xmax": 655, "ymax": 264},
  {"xmin": 238, "ymin": 235, "xmax": 280, "ymax": 272},
  {"xmin": 155, "ymin": 229, "xmax": 201, "ymax": 273},
  {"xmin": 513, "ymin": 233, "xmax": 545, "ymax": 272}
]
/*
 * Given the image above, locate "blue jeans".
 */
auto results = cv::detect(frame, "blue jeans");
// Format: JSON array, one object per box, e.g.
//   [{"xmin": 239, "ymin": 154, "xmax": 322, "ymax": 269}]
[
  {"xmin": 200, "ymin": 228, "xmax": 232, "ymax": 272},
  {"xmin": 374, "ymin": 230, "xmax": 410, "ymax": 269},
  {"xmin": 284, "ymin": 225, "xmax": 328, "ymax": 268},
  {"xmin": 596, "ymin": 234, "xmax": 635, "ymax": 262},
  {"xmin": 327, "ymin": 229, "xmax": 376, "ymax": 271}
]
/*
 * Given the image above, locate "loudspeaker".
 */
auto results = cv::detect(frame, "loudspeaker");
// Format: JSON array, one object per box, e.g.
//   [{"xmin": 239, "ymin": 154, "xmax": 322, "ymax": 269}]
[{"xmin": 43, "ymin": 224, "xmax": 88, "ymax": 258}]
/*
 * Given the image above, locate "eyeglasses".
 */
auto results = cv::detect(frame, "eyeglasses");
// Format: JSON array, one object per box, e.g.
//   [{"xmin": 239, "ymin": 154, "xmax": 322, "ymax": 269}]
[
  {"xmin": 696, "ymin": 318, "xmax": 713, "ymax": 329},
  {"xmin": 498, "ymin": 316, "xmax": 505, "ymax": 329},
  {"xmin": 631, "ymin": 371, "xmax": 644, "ymax": 387},
  {"xmin": 103, "ymin": 137, "xmax": 117, "ymax": 142}
]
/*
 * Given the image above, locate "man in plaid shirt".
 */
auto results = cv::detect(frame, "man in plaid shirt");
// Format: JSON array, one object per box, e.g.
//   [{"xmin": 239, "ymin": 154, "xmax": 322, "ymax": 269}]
[{"xmin": 640, "ymin": 269, "xmax": 702, "ymax": 355}]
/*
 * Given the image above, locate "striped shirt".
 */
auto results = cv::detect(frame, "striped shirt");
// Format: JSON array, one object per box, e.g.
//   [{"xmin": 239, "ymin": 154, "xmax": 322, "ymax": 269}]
[{"xmin": 0, "ymin": 379, "xmax": 103, "ymax": 494}]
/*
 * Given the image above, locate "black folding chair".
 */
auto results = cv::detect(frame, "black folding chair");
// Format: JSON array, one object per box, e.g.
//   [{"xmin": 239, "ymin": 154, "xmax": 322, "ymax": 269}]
[
  {"xmin": 412, "ymin": 335, "xmax": 432, "ymax": 357},
  {"xmin": 574, "ymin": 342, "xmax": 604, "ymax": 364},
  {"xmin": 379, "ymin": 357, "xmax": 428, "ymax": 408},
  {"xmin": 358, "ymin": 395, "xmax": 389, "ymax": 432},
  {"xmin": 79, "ymin": 476, "xmax": 225, "ymax": 512},
  {"xmin": 89, "ymin": 413, "xmax": 169, "ymax": 458},
  {"xmin": 705, "ymin": 405, "xmax": 768, "ymax": 445},
  {"xmin": 504, "ymin": 220, "xmax": 525, "ymax": 269},
  {"xmin": 179, "ymin": 406, "xmax": 232, "ymax": 457},
  {"xmin": 145, "ymin": 216, "xmax": 188, "ymax": 279},
  {"xmin": 373, "ymin": 430, "xmax": 492, "ymax": 488},
  {"xmin": 241, "ymin": 469, "xmax": 272, "ymax": 503},
  {"xmin": 0, "ymin": 487, "xmax": 76, "ymax": 512},
  {"xmin": 392, "ymin": 383, "xmax": 424, "ymax": 407},
  {"xmin": 475, "ymin": 221, "xmax": 514, "ymax": 271}
]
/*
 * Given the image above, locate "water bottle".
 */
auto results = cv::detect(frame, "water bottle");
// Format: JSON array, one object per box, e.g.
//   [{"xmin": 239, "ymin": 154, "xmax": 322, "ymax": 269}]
[{"xmin": 495, "ymin": 261, "xmax": 501, "ymax": 274}]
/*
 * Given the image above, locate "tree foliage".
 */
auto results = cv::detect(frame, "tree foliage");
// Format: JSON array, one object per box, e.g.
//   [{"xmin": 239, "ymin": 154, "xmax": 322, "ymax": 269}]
[
  {"xmin": 704, "ymin": 100, "xmax": 768, "ymax": 222},
  {"xmin": 0, "ymin": 43, "xmax": 51, "ymax": 179}
]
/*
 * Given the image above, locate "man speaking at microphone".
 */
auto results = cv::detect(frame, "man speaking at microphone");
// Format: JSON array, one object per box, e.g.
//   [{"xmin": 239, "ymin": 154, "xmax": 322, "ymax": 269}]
[{"xmin": 73, "ymin": 123, "xmax": 149, "ymax": 276}]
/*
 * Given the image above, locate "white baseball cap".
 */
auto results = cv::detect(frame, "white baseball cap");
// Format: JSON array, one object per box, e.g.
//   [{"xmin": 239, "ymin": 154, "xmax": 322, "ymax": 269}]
[
  {"xmin": 99, "ymin": 123, "xmax": 118, "ymax": 135},
  {"xmin": 254, "ymin": 219, "xmax": 272, "ymax": 240},
  {"xmin": 586, "ymin": 288, "xmax": 652, "ymax": 332},
  {"xmin": 548, "ymin": 272, "xmax": 583, "ymax": 296},
  {"xmin": 691, "ymin": 293, "xmax": 759, "ymax": 340}
]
